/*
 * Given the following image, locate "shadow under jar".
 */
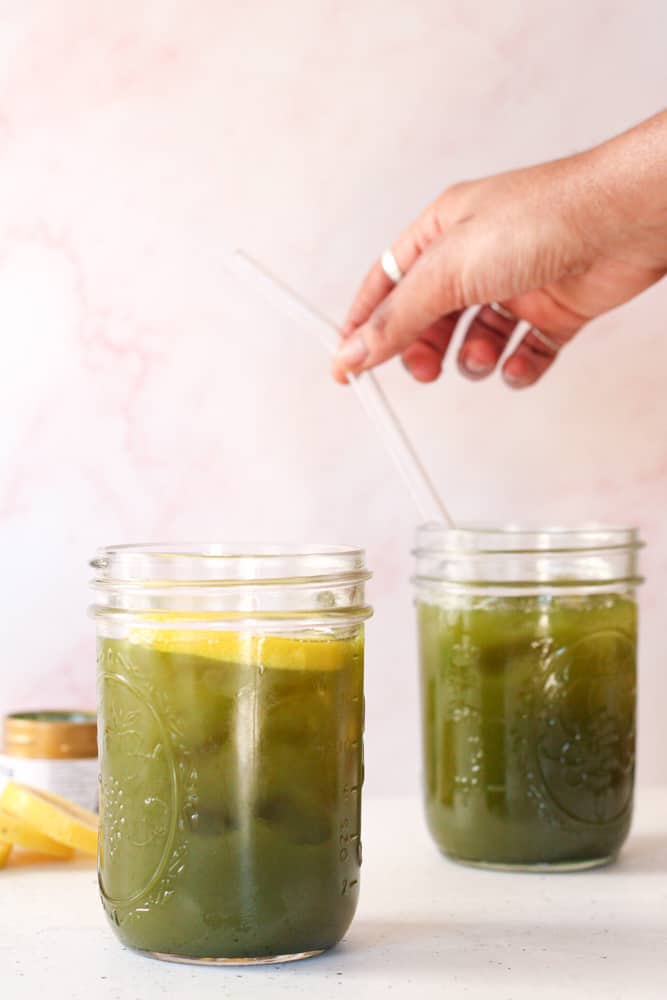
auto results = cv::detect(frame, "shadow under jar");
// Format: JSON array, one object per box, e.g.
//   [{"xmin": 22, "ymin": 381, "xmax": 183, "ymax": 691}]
[
  {"xmin": 414, "ymin": 525, "xmax": 643, "ymax": 871},
  {"xmin": 90, "ymin": 543, "xmax": 372, "ymax": 964}
]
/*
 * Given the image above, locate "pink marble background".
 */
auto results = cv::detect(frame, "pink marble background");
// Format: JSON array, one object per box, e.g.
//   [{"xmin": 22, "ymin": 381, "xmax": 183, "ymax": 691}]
[{"xmin": 0, "ymin": 2, "xmax": 665, "ymax": 793}]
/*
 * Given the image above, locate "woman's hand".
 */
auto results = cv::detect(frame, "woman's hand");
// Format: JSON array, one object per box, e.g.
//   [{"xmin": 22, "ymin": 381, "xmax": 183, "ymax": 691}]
[{"xmin": 332, "ymin": 111, "xmax": 667, "ymax": 389}]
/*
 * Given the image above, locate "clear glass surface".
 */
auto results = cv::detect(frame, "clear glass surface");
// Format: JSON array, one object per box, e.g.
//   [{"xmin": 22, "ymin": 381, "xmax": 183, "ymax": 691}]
[
  {"xmin": 91, "ymin": 544, "xmax": 371, "ymax": 962},
  {"xmin": 414, "ymin": 525, "xmax": 642, "ymax": 870}
]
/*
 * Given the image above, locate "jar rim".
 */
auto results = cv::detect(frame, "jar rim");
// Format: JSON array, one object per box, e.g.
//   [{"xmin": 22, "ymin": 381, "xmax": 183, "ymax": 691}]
[
  {"xmin": 91, "ymin": 542, "xmax": 368, "ymax": 583},
  {"xmin": 93, "ymin": 541, "xmax": 364, "ymax": 561},
  {"xmin": 95, "ymin": 542, "xmax": 364, "ymax": 556},
  {"xmin": 415, "ymin": 522, "xmax": 643, "ymax": 556}
]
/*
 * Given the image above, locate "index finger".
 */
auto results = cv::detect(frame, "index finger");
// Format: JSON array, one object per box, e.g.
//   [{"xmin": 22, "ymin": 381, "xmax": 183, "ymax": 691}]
[
  {"xmin": 342, "ymin": 223, "xmax": 434, "ymax": 336},
  {"xmin": 332, "ymin": 232, "xmax": 467, "ymax": 380}
]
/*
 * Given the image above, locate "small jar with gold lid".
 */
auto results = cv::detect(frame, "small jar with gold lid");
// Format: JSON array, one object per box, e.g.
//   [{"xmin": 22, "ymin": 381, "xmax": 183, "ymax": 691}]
[{"xmin": 0, "ymin": 711, "xmax": 98, "ymax": 812}]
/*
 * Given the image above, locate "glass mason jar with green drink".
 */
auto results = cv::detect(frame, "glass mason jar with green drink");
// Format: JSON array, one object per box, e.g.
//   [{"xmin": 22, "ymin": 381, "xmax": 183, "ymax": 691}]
[
  {"xmin": 90, "ymin": 543, "xmax": 372, "ymax": 964},
  {"xmin": 414, "ymin": 525, "xmax": 642, "ymax": 871}
]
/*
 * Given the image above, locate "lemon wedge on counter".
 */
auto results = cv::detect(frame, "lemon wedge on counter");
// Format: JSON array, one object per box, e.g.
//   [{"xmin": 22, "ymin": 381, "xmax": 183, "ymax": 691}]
[
  {"xmin": 0, "ymin": 840, "xmax": 11, "ymax": 868},
  {"xmin": 0, "ymin": 805, "xmax": 74, "ymax": 858},
  {"xmin": 0, "ymin": 782, "xmax": 97, "ymax": 857}
]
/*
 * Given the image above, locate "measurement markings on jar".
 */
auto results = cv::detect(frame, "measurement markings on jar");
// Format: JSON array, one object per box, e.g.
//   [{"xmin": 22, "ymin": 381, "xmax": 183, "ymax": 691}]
[
  {"xmin": 339, "ymin": 817, "xmax": 350, "ymax": 860},
  {"xmin": 338, "ymin": 818, "xmax": 360, "ymax": 859},
  {"xmin": 336, "ymin": 738, "xmax": 360, "ymax": 752},
  {"xmin": 311, "ymin": 740, "xmax": 359, "ymax": 753}
]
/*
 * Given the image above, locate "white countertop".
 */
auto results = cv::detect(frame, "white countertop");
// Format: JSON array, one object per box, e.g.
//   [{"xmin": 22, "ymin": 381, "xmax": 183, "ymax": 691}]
[{"xmin": 4, "ymin": 792, "xmax": 667, "ymax": 1000}]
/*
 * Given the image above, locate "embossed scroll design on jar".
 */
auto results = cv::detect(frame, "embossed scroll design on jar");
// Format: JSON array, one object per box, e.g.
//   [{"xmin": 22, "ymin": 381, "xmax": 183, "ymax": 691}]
[
  {"xmin": 413, "ymin": 524, "xmax": 643, "ymax": 871},
  {"xmin": 91, "ymin": 543, "xmax": 372, "ymax": 964}
]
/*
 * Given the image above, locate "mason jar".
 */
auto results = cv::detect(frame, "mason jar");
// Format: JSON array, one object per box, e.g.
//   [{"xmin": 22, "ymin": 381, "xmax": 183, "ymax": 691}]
[
  {"xmin": 90, "ymin": 543, "xmax": 371, "ymax": 964},
  {"xmin": 414, "ymin": 524, "xmax": 642, "ymax": 871}
]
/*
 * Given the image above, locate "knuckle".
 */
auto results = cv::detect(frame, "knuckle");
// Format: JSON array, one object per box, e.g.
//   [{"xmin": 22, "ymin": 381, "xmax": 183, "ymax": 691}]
[
  {"xmin": 432, "ymin": 181, "xmax": 475, "ymax": 227},
  {"xmin": 367, "ymin": 304, "xmax": 392, "ymax": 349},
  {"xmin": 443, "ymin": 179, "xmax": 472, "ymax": 201}
]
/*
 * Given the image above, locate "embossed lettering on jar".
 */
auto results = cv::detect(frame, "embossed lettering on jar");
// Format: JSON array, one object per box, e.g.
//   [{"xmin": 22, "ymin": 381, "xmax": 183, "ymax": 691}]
[
  {"xmin": 413, "ymin": 525, "xmax": 643, "ymax": 871},
  {"xmin": 90, "ymin": 544, "xmax": 371, "ymax": 964}
]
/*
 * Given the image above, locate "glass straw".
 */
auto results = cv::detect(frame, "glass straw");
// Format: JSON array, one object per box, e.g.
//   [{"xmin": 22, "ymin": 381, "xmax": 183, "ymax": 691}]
[{"xmin": 232, "ymin": 250, "xmax": 453, "ymax": 526}]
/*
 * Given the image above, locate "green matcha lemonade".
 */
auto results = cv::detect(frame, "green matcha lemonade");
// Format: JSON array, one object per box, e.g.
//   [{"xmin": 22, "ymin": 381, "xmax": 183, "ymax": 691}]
[
  {"xmin": 414, "ymin": 525, "xmax": 643, "ymax": 870},
  {"xmin": 90, "ymin": 544, "xmax": 372, "ymax": 964}
]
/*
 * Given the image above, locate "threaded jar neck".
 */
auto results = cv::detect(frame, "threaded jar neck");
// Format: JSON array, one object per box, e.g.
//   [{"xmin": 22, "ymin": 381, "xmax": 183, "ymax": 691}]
[
  {"xmin": 90, "ymin": 542, "xmax": 372, "ymax": 628},
  {"xmin": 414, "ymin": 523, "xmax": 643, "ymax": 597}
]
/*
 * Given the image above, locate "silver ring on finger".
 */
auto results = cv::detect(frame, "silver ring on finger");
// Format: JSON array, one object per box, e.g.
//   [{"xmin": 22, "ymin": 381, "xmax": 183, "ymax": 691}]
[
  {"xmin": 381, "ymin": 248, "xmax": 404, "ymax": 285},
  {"xmin": 528, "ymin": 326, "xmax": 562, "ymax": 355},
  {"xmin": 488, "ymin": 301, "xmax": 518, "ymax": 322},
  {"xmin": 488, "ymin": 303, "xmax": 562, "ymax": 354}
]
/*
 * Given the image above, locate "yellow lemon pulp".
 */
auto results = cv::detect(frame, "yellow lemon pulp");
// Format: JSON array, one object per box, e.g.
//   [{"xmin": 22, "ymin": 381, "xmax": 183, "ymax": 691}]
[
  {"xmin": 0, "ymin": 840, "xmax": 11, "ymax": 867},
  {"xmin": 0, "ymin": 782, "xmax": 97, "ymax": 857},
  {"xmin": 128, "ymin": 619, "xmax": 362, "ymax": 672},
  {"xmin": 0, "ymin": 804, "xmax": 74, "ymax": 859}
]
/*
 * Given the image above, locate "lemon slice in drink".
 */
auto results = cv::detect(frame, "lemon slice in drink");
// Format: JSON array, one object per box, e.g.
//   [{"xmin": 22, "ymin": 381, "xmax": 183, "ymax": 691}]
[
  {"xmin": 0, "ymin": 782, "xmax": 97, "ymax": 857},
  {"xmin": 129, "ymin": 619, "xmax": 361, "ymax": 671}
]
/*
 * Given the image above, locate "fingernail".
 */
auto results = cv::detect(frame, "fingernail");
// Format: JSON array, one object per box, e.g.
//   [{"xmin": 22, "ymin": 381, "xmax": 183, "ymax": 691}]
[
  {"xmin": 460, "ymin": 354, "xmax": 493, "ymax": 377},
  {"xmin": 503, "ymin": 368, "xmax": 530, "ymax": 388},
  {"xmin": 335, "ymin": 334, "xmax": 368, "ymax": 370}
]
